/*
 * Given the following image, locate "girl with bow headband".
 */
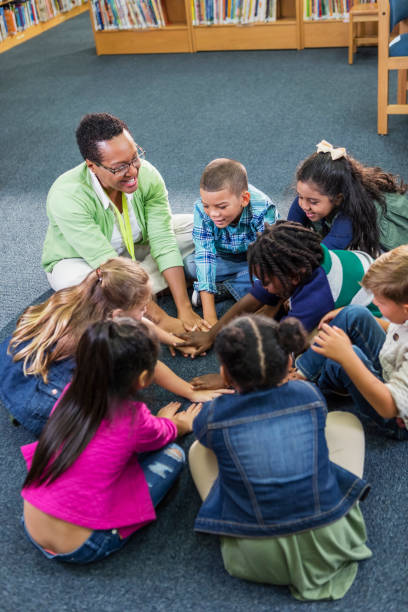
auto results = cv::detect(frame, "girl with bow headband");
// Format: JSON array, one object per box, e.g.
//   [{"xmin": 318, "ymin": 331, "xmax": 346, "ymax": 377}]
[{"xmin": 287, "ymin": 140, "xmax": 408, "ymax": 258}]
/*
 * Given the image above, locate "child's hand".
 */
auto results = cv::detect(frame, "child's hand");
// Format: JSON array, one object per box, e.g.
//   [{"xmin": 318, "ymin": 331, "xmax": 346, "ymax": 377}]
[
  {"xmin": 318, "ymin": 308, "xmax": 343, "ymax": 329},
  {"xmin": 188, "ymin": 388, "xmax": 235, "ymax": 403},
  {"xmin": 157, "ymin": 402, "xmax": 202, "ymax": 436},
  {"xmin": 190, "ymin": 373, "xmax": 227, "ymax": 390},
  {"xmin": 166, "ymin": 334, "xmax": 205, "ymax": 358},
  {"xmin": 176, "ymin": 330, "xmax": 214, "ymax": 358},
  {"xmin": 311, "ymin": 324, "xmax": 353, "ymax": 363},
  {"xmin": 178, "ymin": 307, "xmax": 212, "ymax": 333}
]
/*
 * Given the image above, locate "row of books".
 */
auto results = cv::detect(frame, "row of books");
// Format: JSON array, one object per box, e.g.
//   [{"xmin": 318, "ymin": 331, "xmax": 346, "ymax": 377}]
[
  {"xmin": 303, "ymin": 0, "xmax": 376, "ymax": 21},
  {"xmin": 0, "ymin": 0, "xmax": 85, "ymax": 41},
  {"xmin": 191, "ymin": 0, "xmax": 277, "ymax": 26},
  {"xmin": 91, "ymin": 0, "xmax": 166, "ymax": 30}
]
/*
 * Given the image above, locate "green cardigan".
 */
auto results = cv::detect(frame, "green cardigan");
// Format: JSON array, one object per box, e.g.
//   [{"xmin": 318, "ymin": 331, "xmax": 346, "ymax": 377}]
[{"xmin": 42, "ymin": 160, "xmax": 183, "ymax": 273}]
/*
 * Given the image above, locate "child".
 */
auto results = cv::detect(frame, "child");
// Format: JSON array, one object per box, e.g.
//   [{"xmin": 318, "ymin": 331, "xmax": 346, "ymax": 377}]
[
  {"xmin": 179, "ymin": 221, "xmax": 379, "ymax": 365},
  {"xmin": 0, "ymin": 257, "xmax": 231, "ymax": 437},
  {"xmin": 189, "ymin": 314, "xmax": 371, "ymax": 601},
  {"xmin": 183, "ymin": 158, "xmax": 278, "ymax": 325},
  {"xmin": 21, "ymin": 318, "xmax": 201, "ymax": 563},
  {"xmin": 295, "ymin": 245, "xmax": 408, "ymax": 440},
  {"xmin": 287, "ymin": 140, "xmax": 408, "ymax": 256}
]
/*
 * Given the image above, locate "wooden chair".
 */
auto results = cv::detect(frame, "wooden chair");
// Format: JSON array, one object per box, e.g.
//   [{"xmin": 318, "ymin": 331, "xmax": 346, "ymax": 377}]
[
  {"xmin": 348, "ymin": 2, "xmax": 379, "ymax": 65},
  {"xmin": 378, "ymin": 0, "xmax": 408, "ymax": 134}
]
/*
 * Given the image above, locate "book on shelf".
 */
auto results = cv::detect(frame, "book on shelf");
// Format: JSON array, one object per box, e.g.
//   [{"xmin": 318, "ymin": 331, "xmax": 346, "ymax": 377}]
[
  {"xmin": 91, "ymin": 0, "xmax": 166, "ymax": 31},
  {"xmin": 0, "ymin": 0, "xmax": 87, "ymax": 44},
  {"xmin": 303, "ymin": 0, "xmax": 376, "ymax": 21},
  {"xmin": 191, "ymin": 0, "xmax": 277, "ymax": 26}
]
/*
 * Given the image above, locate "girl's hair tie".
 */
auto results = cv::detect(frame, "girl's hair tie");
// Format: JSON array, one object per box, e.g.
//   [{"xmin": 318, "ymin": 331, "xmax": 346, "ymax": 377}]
[
  {"xmin": 96, "ymin": 267, "xmax": 103, "ymax": 282},
  {"xmin": 316, "ymin": 139, "xmax": 346, "ymax": 161}
]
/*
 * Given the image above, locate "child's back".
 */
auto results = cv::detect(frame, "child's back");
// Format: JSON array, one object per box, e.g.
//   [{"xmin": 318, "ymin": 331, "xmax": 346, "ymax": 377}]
[{"xmin": 189, "ymin": 315, "xmax": 371, "ymax": 601}]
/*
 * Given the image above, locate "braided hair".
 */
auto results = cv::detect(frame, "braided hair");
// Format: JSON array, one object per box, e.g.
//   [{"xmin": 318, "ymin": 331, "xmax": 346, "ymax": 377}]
[
  {"xmin": 247, "ymin": 221, "xmax": 323, "ymax": 297},
  {"xmin": 215, "ymin": 314, "xmax": 307, "ymax": 392}
]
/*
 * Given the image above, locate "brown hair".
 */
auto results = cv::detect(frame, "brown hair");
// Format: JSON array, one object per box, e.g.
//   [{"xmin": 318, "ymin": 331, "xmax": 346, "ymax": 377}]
[
  {"xmin": 9, "ymin": 257, "xmax": 151, "ymax": 382},
  {"xmin": 362, "ymin": 245, "xmax": 408, "ymax": 304},
  {"xmin": 200, "ymin": 158, "xmax": 248, "ymax": 197}
]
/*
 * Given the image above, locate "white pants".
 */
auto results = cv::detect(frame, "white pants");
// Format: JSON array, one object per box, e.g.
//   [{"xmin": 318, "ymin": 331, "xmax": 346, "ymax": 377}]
[
  {"xmin": 47, "ymin": 213, "xmax": 194, "ymax": 293},
  {"xmin": 189, "ymin": 411, "xmax": 365, "ymax": 502}
]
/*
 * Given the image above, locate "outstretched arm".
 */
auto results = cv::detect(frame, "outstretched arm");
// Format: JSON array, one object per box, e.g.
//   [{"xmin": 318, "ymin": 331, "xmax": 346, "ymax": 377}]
[{"xmin": 177, "ymin": 293, "xmax": 263, "ymax": 357}]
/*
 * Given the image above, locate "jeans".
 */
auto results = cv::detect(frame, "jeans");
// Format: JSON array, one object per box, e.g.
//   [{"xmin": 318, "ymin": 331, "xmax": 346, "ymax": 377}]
[
  {"xmin": 22, "ymin": 443, "xmax": 185, "ymax": 564},
  {"xmin": 183, "ymin": 252, "xmax": 251, "ymax": 301},
  {"xmin": 296, "ymin": 305, "xmax": 408, "ymax": 440}
]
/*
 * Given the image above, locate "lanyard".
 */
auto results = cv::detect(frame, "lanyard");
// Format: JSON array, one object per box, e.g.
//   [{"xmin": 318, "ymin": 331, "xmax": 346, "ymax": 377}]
[{"xmin": 112, "ymin": 194, "xmax": 136, "ymax": 261}]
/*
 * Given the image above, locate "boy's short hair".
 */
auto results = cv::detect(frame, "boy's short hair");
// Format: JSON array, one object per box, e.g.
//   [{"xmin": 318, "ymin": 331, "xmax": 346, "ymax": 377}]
[
  {"xmin": 200, "ymin": 158, "xmax": 248, "ymax": 197},
  {"xmin": 362, "ymin": 245, "xmax": 408, "ymax": 303}
]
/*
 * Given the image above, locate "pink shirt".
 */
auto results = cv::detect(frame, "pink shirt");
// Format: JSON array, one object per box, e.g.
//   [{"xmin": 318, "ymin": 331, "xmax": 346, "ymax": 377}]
[{"xmin": 21, "ymin": 389, "xmax": 177, "ymax": 538}]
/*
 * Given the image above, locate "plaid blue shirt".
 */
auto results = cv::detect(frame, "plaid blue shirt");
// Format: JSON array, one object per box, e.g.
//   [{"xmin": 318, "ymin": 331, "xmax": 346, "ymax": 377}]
[{"xmin": 192, "ymin": 184, "xmax": 279, "ymax": 293}]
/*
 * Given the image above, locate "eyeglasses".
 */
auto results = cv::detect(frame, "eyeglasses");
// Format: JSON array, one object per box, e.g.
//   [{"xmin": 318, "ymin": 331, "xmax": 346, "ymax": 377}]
[{"xmin": 97, "ymin": 145, "xmax": 146, "ymax": 176}]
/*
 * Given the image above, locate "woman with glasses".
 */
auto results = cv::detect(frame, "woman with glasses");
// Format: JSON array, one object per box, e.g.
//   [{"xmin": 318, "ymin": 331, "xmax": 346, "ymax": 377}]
[{"xmin": 42, "ymin": 113, "xmax": 207, "ymax": 335}]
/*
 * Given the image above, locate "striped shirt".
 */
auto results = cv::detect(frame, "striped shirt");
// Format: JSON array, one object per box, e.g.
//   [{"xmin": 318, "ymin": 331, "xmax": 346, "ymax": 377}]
[
  {"xmin": 250, "ymin": 244, "xmax": 379, "ymax": 332},
  {"xmin": 192, "ymin": 184, "xmax": 279, "ymax": 293}
]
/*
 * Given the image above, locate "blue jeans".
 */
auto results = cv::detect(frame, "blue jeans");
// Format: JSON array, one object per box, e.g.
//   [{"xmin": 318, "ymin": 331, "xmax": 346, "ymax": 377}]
[
  {"xmin": 184, "ymin": 252, "xmax": 251, "ymax": 301},
  {"xmin": 22, "ymin": 443, "xmax": 185, "ymax": 564},
  {"xmin": 296, "ymin": 305, "xmax": 408, "ymax": 440}
]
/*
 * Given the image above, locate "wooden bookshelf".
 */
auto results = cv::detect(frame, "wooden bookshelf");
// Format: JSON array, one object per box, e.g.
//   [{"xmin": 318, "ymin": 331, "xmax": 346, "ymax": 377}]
[
  {"xmin": 88, "ymin": 0, "xmax": 377, "ymax": 55},
  {"xmin": 0, "ymin": 2, "xmax": 89, "ymax": 54},
  {"xmin": 191, "ymin": 1, "xmax": 301, "ymax": 51},
  {"xmin": 91, "ymin": 0, "xmax": 193, "ymax": 55}
]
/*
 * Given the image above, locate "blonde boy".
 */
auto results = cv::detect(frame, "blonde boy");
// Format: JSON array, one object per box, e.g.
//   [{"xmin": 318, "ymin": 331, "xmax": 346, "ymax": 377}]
[
  {"xmin": 184, "ymin": 158, "xmax": 278, "ymax": 325},
  {"xmin": 296, "ymin": 245, "xmax": 408, "ymax": 439}
]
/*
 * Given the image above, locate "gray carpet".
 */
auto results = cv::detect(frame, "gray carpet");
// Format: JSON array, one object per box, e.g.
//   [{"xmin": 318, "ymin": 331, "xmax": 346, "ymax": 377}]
[{"xmin": 1, "ymin": 11, "xmax": 408, "ymax": 612}]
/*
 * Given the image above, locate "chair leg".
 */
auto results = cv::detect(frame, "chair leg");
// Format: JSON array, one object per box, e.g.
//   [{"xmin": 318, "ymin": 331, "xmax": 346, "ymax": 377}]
[
  {"xmin": 378, "ymin": 60, "xmax": 389, "ymax": 135},
  {"xmin": 397, "ymin": 69, "xmax": 408, "ymax": 104},
  {"xmin": 348, "ymin": 19, "xmax": 354, "ymax": 64}
]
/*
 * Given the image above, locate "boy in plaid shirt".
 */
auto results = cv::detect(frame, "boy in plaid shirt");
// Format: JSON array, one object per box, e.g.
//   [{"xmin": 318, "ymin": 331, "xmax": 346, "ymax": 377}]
[{"xmin": 184, "ymin": 158, "xmax": 279, "ymax": 325}]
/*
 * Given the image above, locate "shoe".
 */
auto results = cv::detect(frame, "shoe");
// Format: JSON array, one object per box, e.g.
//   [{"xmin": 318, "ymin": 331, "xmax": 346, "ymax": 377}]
[
  {"xmin": 192, "ymin": 289, "xmax": 200, "ymax": 307},
  {"xmin": 191, "ymin": 284, "xmax": 232, "ymax": 308}
]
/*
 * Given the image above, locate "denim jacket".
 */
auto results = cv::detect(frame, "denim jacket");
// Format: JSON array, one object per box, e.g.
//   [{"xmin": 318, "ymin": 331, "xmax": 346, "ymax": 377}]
[
  {"xmin": 193, "ymin": 380, "xmax": 369, "ymax": 538},
  {"xmin": 0, "ymin": 336, "xmax": 74, "ymax": 437}
]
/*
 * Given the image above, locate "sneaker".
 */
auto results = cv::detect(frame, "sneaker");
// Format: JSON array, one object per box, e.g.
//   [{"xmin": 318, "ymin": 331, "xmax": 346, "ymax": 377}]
[
  {"xmin": 191, "ymin": 289, "xmax": 200, "ymax": 307},
  {"xmin": 191, "ymin": 284, "xmax": 232, "ymax": 308}
]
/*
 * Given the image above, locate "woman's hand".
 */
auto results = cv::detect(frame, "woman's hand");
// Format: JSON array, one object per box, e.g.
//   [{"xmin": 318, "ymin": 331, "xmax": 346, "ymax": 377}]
[
  {"xmin": 311, "ymin": 324, "xmax": 354, "ymax": 364},
  {"xmin": 157, "ymin": 401, "xmax": 202, "ymax": 436},
  {"xmin": 190, "ymin": 373, "xmax": 227, "ymax": 390}
]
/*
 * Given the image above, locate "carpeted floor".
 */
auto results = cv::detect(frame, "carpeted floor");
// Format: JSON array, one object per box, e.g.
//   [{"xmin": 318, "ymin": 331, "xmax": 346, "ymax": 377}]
[{"xmin": 1, "ymin": 11, "xmax": 408, "ymax": 612}]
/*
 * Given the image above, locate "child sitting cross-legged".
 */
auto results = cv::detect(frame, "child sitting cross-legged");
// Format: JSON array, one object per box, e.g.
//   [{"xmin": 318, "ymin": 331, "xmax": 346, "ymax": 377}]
[
  {"xmin": 288, "ymin": 140, "xmax": 408, "ymax": 255},
  {"xmin": 183, "ymin": 158, "xmax": 278, "ymax": 326},
  {"xmin": 21, "ymin": 318, "xmax": 202, "ymax": 564},
  {"xmin": 189, "ymin": 314, "xmax": 371, "ymax": 601},
  {"xmin": 179, "ymin": 221, "xmax": 379, "ymax": 373},
  {"xmin": 295, "ymin": 245, "xmax": 408, "ymax": 440}
]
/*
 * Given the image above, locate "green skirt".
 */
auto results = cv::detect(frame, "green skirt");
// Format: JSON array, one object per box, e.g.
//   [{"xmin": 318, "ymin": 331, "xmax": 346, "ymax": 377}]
[{"xmin": 220, "ymin": 504, "xmax": 372, "ymax": 601}]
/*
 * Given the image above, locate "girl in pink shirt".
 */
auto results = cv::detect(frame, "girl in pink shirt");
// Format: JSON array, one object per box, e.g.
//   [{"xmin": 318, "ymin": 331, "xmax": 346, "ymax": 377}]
[{"xmin": 21, "ymin": 318, "xmax": 201, "ymax": 564}]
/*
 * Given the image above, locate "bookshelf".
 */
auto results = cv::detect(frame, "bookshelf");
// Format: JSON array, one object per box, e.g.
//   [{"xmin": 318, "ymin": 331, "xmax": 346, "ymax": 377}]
[
  {"xmin": 91, "ymin": 0, "xmax": 193, "ymax": 55},
  {"xmin": 0, "ymin": 1, "xmax": 89, "ymax": 54},
  {"xmin": 88, "ymin": 0, "xmax": 378, "ymax": 55},
  {"xmin": 191, "ymin": 0, "xmax": 301, "ymax": 51},
  {"xmin": 302, "ymin": 1, "xmax": 377, "ymax": 49}
]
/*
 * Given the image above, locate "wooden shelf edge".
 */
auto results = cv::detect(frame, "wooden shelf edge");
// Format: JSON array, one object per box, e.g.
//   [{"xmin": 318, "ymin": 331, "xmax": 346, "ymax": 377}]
[
  {"xmin": 93, "ymin": 23, "xmax": 189, "ymax": 35},
  {"xmin": 193, "ymin": 18, "xmax": 297, "ymax": 28},
  {"xmin": 0, "ymin": 3, "xmax": 89, "ymax": 54}
]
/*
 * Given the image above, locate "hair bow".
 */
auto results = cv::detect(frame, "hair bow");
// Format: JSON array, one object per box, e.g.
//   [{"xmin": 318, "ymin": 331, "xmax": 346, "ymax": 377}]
[{"xmin": 316, "ymin": 140, "xmax": 346, "ymax": 161}]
